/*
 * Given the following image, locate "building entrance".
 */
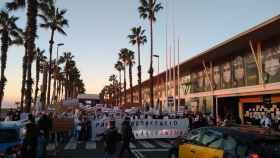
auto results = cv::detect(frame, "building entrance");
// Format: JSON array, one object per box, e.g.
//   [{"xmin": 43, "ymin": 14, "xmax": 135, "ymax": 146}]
[{"xmin": 217, "ymin": 97, "xmax": 239, "ymax": 121}]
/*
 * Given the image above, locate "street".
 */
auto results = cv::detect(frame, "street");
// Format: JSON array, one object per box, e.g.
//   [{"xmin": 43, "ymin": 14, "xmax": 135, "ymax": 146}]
[{"xmin": 48, "ymin": 138, "xmax": 172, "ymax": 158}]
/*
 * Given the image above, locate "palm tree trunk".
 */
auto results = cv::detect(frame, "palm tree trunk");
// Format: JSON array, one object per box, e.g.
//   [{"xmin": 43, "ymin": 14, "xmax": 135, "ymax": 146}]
[
  {"xmin": 51, "ymin": 73, "xmax": 56, "ymax": 104},
  {"xmin": 149, "ymin": 19, "xmax": 154, "ymax": 108},
  {"xmin": 129, "ymin": 63, "xmax": 133, "ymax": 105},
  {"xmin": 25, "ymin": 0, "xmax": 38, "ymax": 112},
  {"xmin": 47, "ymin": 29, "xmax": 55, "ymax": 105},
  {"xmin": 123, "ymin": 66, "xmax": 127, "ymax": 106},
  {"xmin": 119, "ymin": 70, "xmax": 122, "ymax": 106},
  {"xmin": 56, "ymin": 80, "xmax": 60, "ymax": 102},
  {"xmin": 60, "ymin": 81, "xmax": 62, "ymax": 100},
  {"xmin": 20, "ymin": 52, "xmax": 27, "ymax": 112},
  {"xmin": 0, "ymin": 31, "xmax": 8, "ymax": 112},
  {"xmin": 65, "ymin": 74, "xmax": 68, "ymax": 99},
  {"xmin": 137, "ymin": 43, "xmax": 142, "ymax": 108},
  {"xmin": 34, "ymin": 56, "xmax": 40, "ymax": 107},
  {"xmin": 40, "ymin": 62, "xmax": 48, "ymax": 110}
]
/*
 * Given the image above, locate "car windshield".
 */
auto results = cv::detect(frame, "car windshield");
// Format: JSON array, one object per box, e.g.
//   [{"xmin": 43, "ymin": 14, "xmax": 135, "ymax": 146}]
[{"xmin": 0, "ymin": 129, "xmax": 18, "ymax": 143}]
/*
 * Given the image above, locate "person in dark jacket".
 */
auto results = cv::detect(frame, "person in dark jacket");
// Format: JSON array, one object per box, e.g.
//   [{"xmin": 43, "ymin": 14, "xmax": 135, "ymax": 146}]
[
  {"xmin": 118, "ymin": 117, "xmax": 135, "ymax": 158},
  {"xmin": 38, "ymin": 114, "xmax": 51, "ymax": 142},
  {"xmin": 99, "ymin": 120, "xmax": 120, "ymax": 158},
  {"xmin": 22, "ymin": 114, "xmax": 38, "ymax": 158}
]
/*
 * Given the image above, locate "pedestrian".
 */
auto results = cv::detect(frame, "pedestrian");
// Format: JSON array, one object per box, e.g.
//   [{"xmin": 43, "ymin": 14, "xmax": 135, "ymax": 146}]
[
  {"xmin": 38, "ymin": 113, "xmax": 51, "ymax": 142},
  {"xmin": 221, "ymin": 114, "xmax": 231, "ymax": 127},
  {"xmin": 36, "ymin": 130, "xmax": 46, "ymax": 158},
  {"xmin": 86, "ymin": 118, "xmax": 92, "ymax": 140},
  {"xmin": 277, "ymin": 116, "xmax": 280, "ymax": 131},
  {"xmin": 260, "ymin": 113, "xmax": 272, "ymax": 128},
  {"xmin": 22, "ymin": 114, "xmax": 38, "ymax": 158},
  {"xmin": 74, "ymin": 117, "xmax": 81, "ymax": 141},
  {"xmin": 4, "ymin": 114, "xmax": 11, "ymax": 121},
  {"xmin": 99, "ymin": 120, "xmax": 121, "ymax": 158},
  {"xmin": 118, "ymin": 117, "xmax": 135, "ymax": 158}
]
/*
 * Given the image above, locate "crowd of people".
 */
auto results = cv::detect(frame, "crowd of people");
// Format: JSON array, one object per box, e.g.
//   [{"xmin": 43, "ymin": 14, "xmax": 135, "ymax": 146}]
[
  {"xmin": 244, "ymin": 112, "xmax": 280, "ymax": 130},
  {"xmin": 74, "ymin": 111, "xmax": 92, "ymax": 142},
  {"xmin": 1, "ymin": 106, "xmax": 280, "ymax": 158},
  {"xmin": 1, "ymin": 109, "xmax": 73, "ymax": 158}
]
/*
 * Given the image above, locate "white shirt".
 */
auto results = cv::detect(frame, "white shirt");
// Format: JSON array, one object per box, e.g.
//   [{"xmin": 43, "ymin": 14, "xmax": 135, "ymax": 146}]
[{"xmin": 260, "ymin": 116, "xmax": 271, "ymax": 128}]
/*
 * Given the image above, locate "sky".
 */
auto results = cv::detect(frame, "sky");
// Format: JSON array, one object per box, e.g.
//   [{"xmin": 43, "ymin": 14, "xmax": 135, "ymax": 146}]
[{"xmin": 0, "ymin": 0, "xmax": 280, "ymax": 108}]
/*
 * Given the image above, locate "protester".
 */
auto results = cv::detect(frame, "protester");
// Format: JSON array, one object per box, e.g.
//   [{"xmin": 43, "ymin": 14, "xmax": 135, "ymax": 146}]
[
  {"xmin": 118, "ymin": 117, "xmax": 135, "ymax": 158},
  {"xmin": 260, "ymin": 113, "xmax": 272, "ymax": 128},
  {"xmin": 74, "ymin": 116, "xmax": 81, "ymax": 141},
  {"xmin": 277, "ymin": 116, "xmax": 280, "ymax": 131},
  {"xmin": 99, "ymin": 120, "xmax": 121, "ymax": 158},
  {"xmin": 221, "ymin": 114, "xmax": 231, "ymax": 127},
  {"xmin": 4, "ymin": 114, "xmax": 11, "ymax": 121},
  {"xmin": 38, "ymin": 113, "xmax": 52, "ymax": 142},
  {"xmin": 22, "ymin": 114, "xmax": 38, "ymax": 158},
  {"xmin": 36, "ymin": 130, "xmax": 46, "ymax": 158},
  {"xmin": 86, "ymin": 118, "xmax": 92, "ymax": 140}
]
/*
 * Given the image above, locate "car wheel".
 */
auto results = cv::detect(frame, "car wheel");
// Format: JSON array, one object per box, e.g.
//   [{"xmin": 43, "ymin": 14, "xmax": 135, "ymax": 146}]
[{"xmin": 168, "ymin": 148, "xmax": 178, "ymax": 158}]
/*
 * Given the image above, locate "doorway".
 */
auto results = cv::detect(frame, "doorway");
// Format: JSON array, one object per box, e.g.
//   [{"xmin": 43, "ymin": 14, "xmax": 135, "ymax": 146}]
[{"xmin": 217, "ymin": 97, "xmax": 239, "ymax": 121}]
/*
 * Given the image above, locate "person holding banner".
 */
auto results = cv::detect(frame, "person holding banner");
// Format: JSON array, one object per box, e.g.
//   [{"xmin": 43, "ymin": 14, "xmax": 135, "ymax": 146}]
[{"xmin": 118, "ymin": 117, "xmax": 135, "ymax": 158}]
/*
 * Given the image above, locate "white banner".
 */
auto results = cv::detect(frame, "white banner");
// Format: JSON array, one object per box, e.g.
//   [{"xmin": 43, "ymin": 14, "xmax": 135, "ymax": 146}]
[{"xmin": 91, "ymin": 118, "xmax": 189, "ymax": 141}]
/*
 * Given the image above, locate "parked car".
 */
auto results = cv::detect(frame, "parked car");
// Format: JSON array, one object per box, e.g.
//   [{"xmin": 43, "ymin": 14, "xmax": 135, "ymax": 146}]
[
  {"xmin": 0, "ymin": 121, "xmax": 26, "ymax": 158},
  {"xmin": 168, "ymin": 126, "xmax": 280, "ymax": 158}
]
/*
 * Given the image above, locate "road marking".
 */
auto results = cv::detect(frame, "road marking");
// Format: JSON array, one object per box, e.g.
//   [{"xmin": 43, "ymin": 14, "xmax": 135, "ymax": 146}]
[
  {"xmin": 138, "ymin": 141, "xmax": 155, "ymax": 148},
  {"xmin": 85, "ymin": 141, "xmax": 96, "ymax": 150},
  {"xmin": 133, "ymin": 149, "xmax": 169, "ymax": 152},
  {"xmin": 130, "ymin": 142, "xmax": 136, "ymax": 149},
  {"xmin": 156, "ymin": 141, "xmax": 173, "ymax": 148},
  {"xmin": 64, "ymin": 141, "xmax": 77, "ymax": 150},
  {"xmin": 133, "ymin": 151, "xmax": 145, "ymax": 158}
]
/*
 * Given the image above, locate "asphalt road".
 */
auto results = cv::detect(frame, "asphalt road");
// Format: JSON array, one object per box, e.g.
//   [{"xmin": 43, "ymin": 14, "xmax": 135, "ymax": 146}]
[{"xmin": 47, "ymin": 138, "xmax": 173, "ymax": 158}]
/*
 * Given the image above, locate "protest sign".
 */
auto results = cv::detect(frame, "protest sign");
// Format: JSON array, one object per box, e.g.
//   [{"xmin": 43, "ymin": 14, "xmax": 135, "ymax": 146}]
[{"xmin": 91, "ymin": 118, "xmax": 189, "ymax": 141}]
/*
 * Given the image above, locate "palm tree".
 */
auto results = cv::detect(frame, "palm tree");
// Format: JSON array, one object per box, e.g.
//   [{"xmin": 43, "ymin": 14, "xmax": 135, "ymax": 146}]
[
  {"xmin": 0, "ymin": 11, "xmax": 23, "ymax": 112},
  {"xmin": 59, "ymin": 52, "xmax": 74, "ymax": 99},
  {"xmin": 56, "ymin": 70, "xmax": 64, "ymax": 102},
  {"xmin": 34, "ymin": 48, "xmax": 46, "ymax": 106},
  {"xmin": 109, "ymin": 74, "xmax": 118, "ymax": 105},
  {"xmin": 51, "ymin": 64, "xmax": 61, "ymax": 104},
  {"xmin": 128, "ymin": 26, "xmax": 147, "ymax": 107},
  {"xmin": 40, "ymin": 60, "xmax": 48, "ymax": 109},
  {"xmin": 114, "ymin": 61, "xmax": 124, "ymax": 106},
  {"xmin": 6, "ymin": 0, "xmax": 47, "ymax": 112},
  {"xmin": 39, "ymin": 0, "xmax": 69, "ymax": 105},
  {"xmin": 20, "ymin": 48, "xmax": 27, "ymax": 112},
  {"xmin": 69, "ymin": 66, "xmax": 80, "ymax": 97},
  {"xmin": 138, "ymin": 0, "xmax": 163, "ymax": 107},
  {"xmin": 118, "ymin": 48, "xmax": 130, "ymax": 106},
  {"xmin": 127, "ymin": 50, "xmax": 135, "ymax": 105}
]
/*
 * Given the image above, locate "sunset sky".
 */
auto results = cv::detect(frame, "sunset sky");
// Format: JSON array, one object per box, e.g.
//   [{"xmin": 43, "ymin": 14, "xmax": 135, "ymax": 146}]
[{"xmin": 0, "ymin": 0, "xmax": 279, "ymax": 108}]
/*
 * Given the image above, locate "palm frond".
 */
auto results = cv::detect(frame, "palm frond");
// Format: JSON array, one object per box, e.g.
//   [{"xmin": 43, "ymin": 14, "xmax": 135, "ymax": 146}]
[
  {"xmin": 38, "ymin": 14, "xmax": 49, "ymax": 23},
  {"xmin": 56, "ymin": 26, "xmax": 67, "ymax": 36},
  {"xmin": 154, "ymin": 3, "xmax": 163, "ymax": 13},
  {"xmin": 6, "ymin": 0, "xmax": 25, "ymax": 11},
  {"xmin": 60, "ymin": 19, "xmax": 69, "ymax": 27},
  {"xmin": 40, "ymin": 23, "xmax": 51, "ymax": 29},
  {"xmin": 10, "ymin": 37, "xmax": 23, "ymax": 45}
]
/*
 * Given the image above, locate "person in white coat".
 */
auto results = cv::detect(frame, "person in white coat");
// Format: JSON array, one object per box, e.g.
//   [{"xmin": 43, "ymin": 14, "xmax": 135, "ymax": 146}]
[{"xmin": 260, "ymin": 113, "xmax": 272, "ymax": 128}]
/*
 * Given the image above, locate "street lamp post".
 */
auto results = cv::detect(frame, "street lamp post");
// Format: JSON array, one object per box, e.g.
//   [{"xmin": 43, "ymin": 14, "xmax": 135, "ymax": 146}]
[
  {"xmin": 153, "ymin": 54, "xmax": 159, "ymax": 75},
  {"xmin": 153, "ymin": 54, "xmax": 160, "ymax": 108}
]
